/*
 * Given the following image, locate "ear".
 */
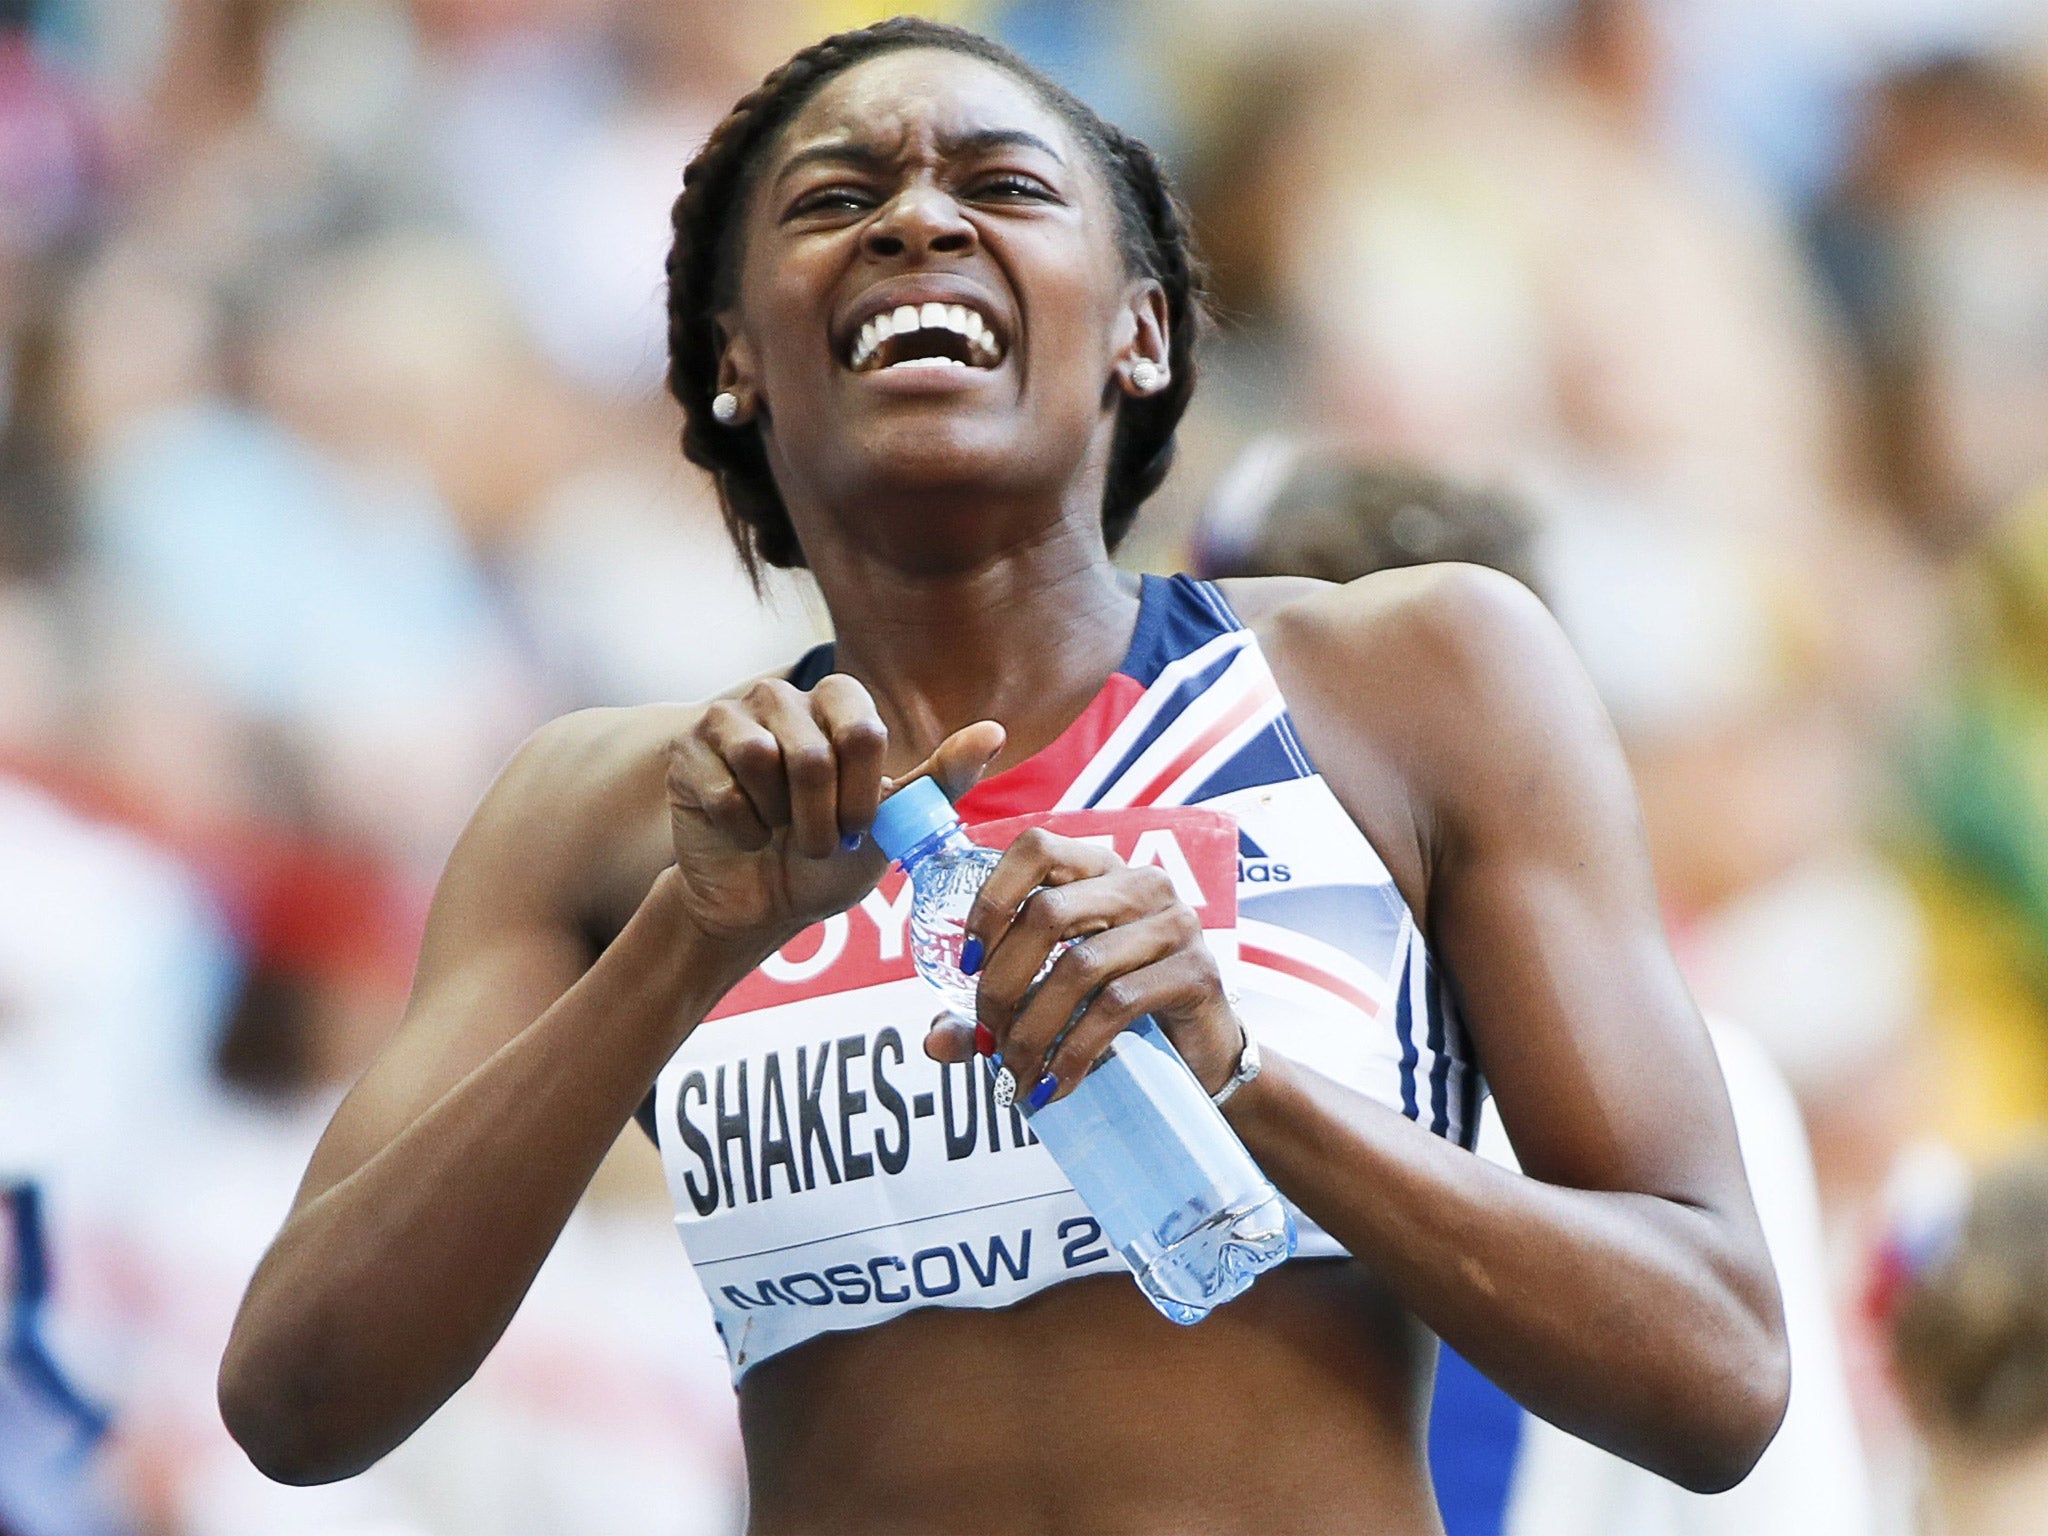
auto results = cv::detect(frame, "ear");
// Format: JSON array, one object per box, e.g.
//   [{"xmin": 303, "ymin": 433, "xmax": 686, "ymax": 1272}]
[
  {"xmin": 1112, "ymin": 280, "xmax": 1172, "ymax": 399},
  {"xmin": 713, "ymin": 314, "xmax": 761, "ymax": 425}
]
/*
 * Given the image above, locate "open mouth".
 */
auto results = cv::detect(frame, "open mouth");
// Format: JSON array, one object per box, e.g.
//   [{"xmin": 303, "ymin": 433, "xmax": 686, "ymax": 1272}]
[{"xmin": 848, "ymin": 302, "xmax": 1005, "ymax": 374}]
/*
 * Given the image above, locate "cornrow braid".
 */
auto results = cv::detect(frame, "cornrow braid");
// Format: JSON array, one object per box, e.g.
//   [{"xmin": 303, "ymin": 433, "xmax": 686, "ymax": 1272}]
[{"xmin": 665, "ymin": 17, "xmax": 1205, "ymax": 580}]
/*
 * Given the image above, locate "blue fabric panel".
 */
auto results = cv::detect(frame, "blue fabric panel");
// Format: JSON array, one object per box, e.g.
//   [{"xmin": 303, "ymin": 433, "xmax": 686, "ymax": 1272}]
[
  {"xmin": 785, "ymin": 642, "xmax": 836, "ymax": 689},
  {"xmin": 1117, "ymin": 574, "xmax": 1233, "ymax": 686},
  {"xmin": 1183, "ymin": 723, "xmax": 1309, "ymax": 802},
  {"xmin": 1429, "ymin": 1344, "xmax": 1523, "ymax": 1536}
]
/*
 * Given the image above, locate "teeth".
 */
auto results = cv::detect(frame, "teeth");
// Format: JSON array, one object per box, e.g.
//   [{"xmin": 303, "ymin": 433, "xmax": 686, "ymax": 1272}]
[
  {"xmin": 848, "ymin": 300, "xmax": 1007, "ymax": 371},
  {"xmin": 887, "ymin": 355, "xmax": 968, "ymax": 370}
]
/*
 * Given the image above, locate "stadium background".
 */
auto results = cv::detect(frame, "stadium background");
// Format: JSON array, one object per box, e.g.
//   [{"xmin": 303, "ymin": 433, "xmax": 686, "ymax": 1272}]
[{"xmin": 2, "ymin": 0, "xmax": 2047, "ymax": 1531}]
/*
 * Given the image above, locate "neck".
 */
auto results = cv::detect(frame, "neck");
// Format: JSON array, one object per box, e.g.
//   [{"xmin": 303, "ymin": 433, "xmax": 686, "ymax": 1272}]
[
  {"xmin": 1927, "ymin": 1432, "xmax": 2048, "ymax": 1536},
  {"xmin": 805, "ymin": 514, "xmax": 1141, "ymax": 776}
]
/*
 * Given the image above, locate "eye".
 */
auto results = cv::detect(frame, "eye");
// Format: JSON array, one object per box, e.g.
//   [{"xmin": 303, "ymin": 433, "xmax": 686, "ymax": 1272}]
[
  {"xmin": 969, "ymin": 172, "xmax": 1056, "ymax": 203},
  {"xmin": 788, "ymin": 186, "xmax": 876, "ymax": 218}
]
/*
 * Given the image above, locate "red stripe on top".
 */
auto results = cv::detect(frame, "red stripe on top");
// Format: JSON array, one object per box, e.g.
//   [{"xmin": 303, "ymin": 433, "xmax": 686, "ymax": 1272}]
[
  {"xmin": 955, "ymin": 670, "xmax": 1147, "ymax": 823},
  {"xmin": 1125, "ymin": 681, "xmax": 1275, "ymax": 808},
  {"xmin": 1240, "ymin": 942, "xmax": 1381, "ymax": 1018}
]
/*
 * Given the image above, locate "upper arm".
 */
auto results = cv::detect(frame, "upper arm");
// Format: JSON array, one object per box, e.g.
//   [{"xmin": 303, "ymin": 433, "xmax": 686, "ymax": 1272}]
[
  {"xmin": 291, "ymin": 709, "xmax": 668, "ymax": 1209},
  {"xmin": 1273, "ymin": 566, "xmax": 1750, "ymax": 1214}
]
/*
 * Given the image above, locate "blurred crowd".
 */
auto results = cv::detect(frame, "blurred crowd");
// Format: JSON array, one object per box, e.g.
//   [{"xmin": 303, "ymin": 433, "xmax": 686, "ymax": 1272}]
[{"xmin": 2, "ymin": 1, "xmax": 2047, "ymax": 1533}]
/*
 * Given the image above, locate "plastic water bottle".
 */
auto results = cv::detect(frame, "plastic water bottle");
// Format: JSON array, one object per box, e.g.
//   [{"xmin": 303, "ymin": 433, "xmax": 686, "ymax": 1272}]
[{"xmin": 868, "ymin": 778, "xmax": 1296, "ymax": 1323}]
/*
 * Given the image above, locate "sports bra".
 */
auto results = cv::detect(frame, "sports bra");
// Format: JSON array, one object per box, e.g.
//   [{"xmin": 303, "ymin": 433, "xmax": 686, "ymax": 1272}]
[{"xmin": 645, "ymin": 574, "xmax": 1483, "ymax": 1380}]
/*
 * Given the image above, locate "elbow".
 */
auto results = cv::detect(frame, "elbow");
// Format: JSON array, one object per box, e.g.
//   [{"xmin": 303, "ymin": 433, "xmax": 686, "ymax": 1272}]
[
  {"xmin": 1656, "ymin": 1207, "xmax": 1793, "ymax": 1494},
  {"xmin": 218, "ymin": 1331, "xmax": 380, "ymax": 1487},
  {"xmin": 1663, "ymin": 1313, "xmax": 1792, "ymax": 1494}
]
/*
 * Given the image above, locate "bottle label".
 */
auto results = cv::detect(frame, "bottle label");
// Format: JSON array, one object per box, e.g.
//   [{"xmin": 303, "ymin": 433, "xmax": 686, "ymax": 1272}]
[{"xmin": 652, "ymin": 807, "xmax": 1240, "ymax": 1380}]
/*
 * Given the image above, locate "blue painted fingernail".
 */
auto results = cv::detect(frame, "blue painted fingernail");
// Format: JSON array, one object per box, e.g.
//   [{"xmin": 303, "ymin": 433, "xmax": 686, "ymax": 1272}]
[
  {"xmin": 1028, "ymin": 1073, "xmax": 1057, "ymax": 1111},
  {"xmin": 990, "ymin": 1050, "xmax": 1004, "ymax": 1070},
  {"xmin": 961, "ymin": 937, "xmax": 983, "ymax": 975},
  {"xmin": 840, "ymin": 831, "xmax": 863, "ymax": 852}
]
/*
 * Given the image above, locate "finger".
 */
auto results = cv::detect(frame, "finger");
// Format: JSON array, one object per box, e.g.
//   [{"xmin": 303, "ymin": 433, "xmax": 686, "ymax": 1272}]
[
  {"xmin": 973, "ymin": 864, "xmax": 1163, "ymax": 1052},
  {"xmin": 1001, "ymin": 906, "xmax": 1196, "ymax": 1084},
  {"xmin": 887, "ymin": 720, "xmax": 1005, "ymax": 804},
  {"xmin": 1040, "ymin": 951, "xmax": 1222, "ymax": 1104},
  {"xmin": 922, "ymin": 1013, "xmax": 978, "ymax": 1065},
  {"xmin": 700, "ymin": 697, "xmax": 791, "ymax": 835},
  {"xmin": 965, "ymin": 827, "xmax": 1123, "ymax": 969},
  {"xmin": 671, "ymin": 716, "xmax": 773, "ymax": 850},
  {"xmin": 743, "ymin": 679, "xmax": 840, "ymax": 860},
  {"xmin": 810, "ymin": 674, "xmax": 887, "ymax": 846}
]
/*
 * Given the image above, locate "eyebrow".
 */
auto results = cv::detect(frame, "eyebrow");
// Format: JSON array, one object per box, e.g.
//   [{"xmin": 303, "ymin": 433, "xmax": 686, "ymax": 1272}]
[{"xmin": 773, "ymin": 127, "xmax": 1067, "ymax": 187}]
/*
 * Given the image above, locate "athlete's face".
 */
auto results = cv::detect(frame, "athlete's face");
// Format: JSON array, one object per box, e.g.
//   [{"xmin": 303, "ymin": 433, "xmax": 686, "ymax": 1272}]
[{"xmin": 717, "ymin": 50, "xmax": 1168, "ymax": 556}]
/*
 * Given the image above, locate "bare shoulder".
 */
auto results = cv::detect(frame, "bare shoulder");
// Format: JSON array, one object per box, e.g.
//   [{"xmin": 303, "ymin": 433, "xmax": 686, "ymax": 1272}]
[
  {"xmin": 446, "ymin": 702, "xmax": 703, "ymax": 927},
  {"xmin": 1234, "ymin": 563, "xmax": 1602, "ymax": 771},
  {"xmin": 507, "ymin": 702, "xmax": 699, "ymax": 803},
  {"xmin": 1232, "ymin": 563, "xmax": 1563, "ymax": 695},
  {"xmin": 486, "ymin": 703, "xmax": 697, "ymax": 836}
]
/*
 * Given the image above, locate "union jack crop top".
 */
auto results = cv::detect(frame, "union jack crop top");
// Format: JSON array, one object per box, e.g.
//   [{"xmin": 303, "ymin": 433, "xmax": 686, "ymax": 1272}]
[{"xmin": 643, "ymin": 574, "xmax": 1484, "ymax": 1379}]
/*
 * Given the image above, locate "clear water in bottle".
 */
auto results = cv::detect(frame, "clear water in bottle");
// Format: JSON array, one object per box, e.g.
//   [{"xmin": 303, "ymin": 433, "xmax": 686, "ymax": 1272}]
[{"xmin": 869, "ymin": 779, "xmax": 1296, "ymax": 1323}]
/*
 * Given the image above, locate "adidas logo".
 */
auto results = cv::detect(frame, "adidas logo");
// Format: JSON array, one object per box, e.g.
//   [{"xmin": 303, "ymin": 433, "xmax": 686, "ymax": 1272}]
[{"xmin": 1237, "ymin": 830, "xmax": 1292, "ymax": 884}]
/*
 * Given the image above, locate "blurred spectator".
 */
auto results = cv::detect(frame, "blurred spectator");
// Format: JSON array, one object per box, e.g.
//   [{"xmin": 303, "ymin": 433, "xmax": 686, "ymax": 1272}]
[
  {"xmin": 1904, "ymin": 484, "xmax": 2048, "ymax": 1153},
  {"xmin": 508, "ymin": 415, "xmax": 827, "ymax": 707},
  {"xmin": 0, "ymin": 769, "xmax": 743, "ymax": 1536},
  {"xmin": 1818, "ymin": 44, "xmax": 2048, "ymax": 1180},
  {"xmin": 2, "ymin": 1183, "xmax": 128, "ymax": 1536},
  {"xmin": 82, "ymin": 1091, "xmax": 746, "ymax": 1536},
  {"xmin": 1878, "ymin": 1142, "xmax": 2048, "ymax": 1534},
  {"xmin": 0, "ymin": 774, "xmax": 232, "ymax": 1192},
  {"xmin": 421, "ymin": 0, "xmax": 801, "ymax": 395},
  {"xmin": 1821, "ymin": 55, "xmax": 2048, "ymax": 550},
  {"xmin": 0, "ymin": 773, "xmax": 228, "ymax": 1532},
  {"xmin": 65, "ymin": 236, "xmax": 544, "ymax": 876},
  {"xmin": 0, "ymin": 0, "xmax": 107, "ymax": 275},
  {"xmin": 1166, "ymin": 0, "xmax": 1938, "ymax": 723},
  {"xmin": 1191, "ymin": 436, "xmax": 1542, "ymax": 592}
]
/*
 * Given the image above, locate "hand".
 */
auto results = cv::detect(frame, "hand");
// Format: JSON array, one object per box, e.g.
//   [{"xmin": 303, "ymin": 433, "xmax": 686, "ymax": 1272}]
[
  {"xmin": 666, "ymin": 674, "xmax": 1004, "ymax": 961},
  {"xmin": 922, "ymin": 829, "xmax": 1243, "ymax": 1108}
]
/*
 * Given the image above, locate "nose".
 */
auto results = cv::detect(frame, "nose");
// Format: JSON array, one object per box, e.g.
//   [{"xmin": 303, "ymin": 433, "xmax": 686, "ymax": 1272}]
[{"xmin": 862, "ymin": 184, "xmax": 976, "ymax": 262}]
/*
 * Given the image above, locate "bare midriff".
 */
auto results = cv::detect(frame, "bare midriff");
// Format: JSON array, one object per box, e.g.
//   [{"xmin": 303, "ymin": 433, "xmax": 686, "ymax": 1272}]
[{"xmin": 735, "ymin": 1258, "xmax": 1444, "ymax": 1535}]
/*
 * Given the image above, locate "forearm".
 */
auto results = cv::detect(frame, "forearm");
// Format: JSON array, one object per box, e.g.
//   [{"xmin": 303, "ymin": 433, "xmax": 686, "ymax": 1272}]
[
  {"xmin": 220, "ymin": 869, "xmax": 748, "ymax": 1484},
  {"xmin": 1230, "ymin": 1052, "xmax": 1787, "ymax": 1492}
]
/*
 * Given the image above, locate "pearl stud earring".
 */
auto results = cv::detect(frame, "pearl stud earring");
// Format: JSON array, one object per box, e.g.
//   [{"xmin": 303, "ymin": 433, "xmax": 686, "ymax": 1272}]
[
  {"xmin": 1130, "ymin": 360, "xmax": 1167, "ymax": 393},
  {"xmin": 712, "ymin": 391, "xmax": 741, "ymax": 424}
]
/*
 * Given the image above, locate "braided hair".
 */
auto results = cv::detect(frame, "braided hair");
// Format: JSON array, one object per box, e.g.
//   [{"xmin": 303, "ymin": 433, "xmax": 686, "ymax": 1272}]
[{"xmin": 666, "ymin": 17, "xmax": 1203, "ymax": 579}]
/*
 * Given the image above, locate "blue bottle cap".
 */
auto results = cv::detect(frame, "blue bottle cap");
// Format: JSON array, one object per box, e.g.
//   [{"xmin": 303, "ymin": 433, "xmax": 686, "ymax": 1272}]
[{"xmin": 869, "ymin": 776, "xmax": 960, "ymax": 862}]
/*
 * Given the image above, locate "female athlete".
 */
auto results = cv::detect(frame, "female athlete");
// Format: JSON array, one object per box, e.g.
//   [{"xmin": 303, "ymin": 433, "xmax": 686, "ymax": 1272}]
[{"xmin": 220, "ymin": 19, "xmax": 1789, "ymax": 1533}]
